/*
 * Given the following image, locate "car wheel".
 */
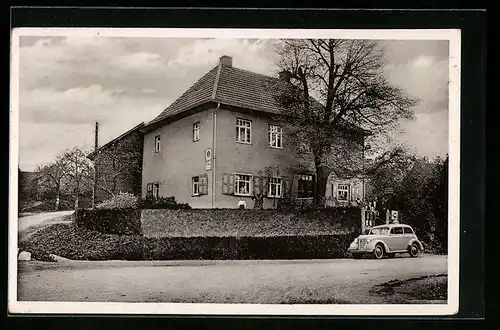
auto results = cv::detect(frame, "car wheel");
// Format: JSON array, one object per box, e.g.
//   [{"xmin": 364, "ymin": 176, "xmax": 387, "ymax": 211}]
[
  {"xmin": 409, "ymin": 243, "xmax": 420, "ymax": 258},
  {"xmin": 387, "ymin": 253, "xmax": 396, "ymax": 258},
  {"xmin": 352, "ymin": 254, "xmax": 363, "ymax": 259},
  {"xmin": 373, "ymin": 244, "xmax": 385, "ymax": 259}
]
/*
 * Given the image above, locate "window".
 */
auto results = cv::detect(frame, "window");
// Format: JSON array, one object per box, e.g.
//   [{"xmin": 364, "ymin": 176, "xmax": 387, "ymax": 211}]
[
  {"xmin": 403, "ymin": 227, "xmax": 414, "ymax": 234},
  {"xmin": 391, "ymin": 227, "xmax": 404, "ymax": 235},
  {"xmin": 234, "ymin": 174, "xmax": 252, "ymax": 196},
  {"xmin": 192, "ymin": 176, "xmax": 200, "ymax": 195},
  {"xmin": 152, "ymin": 182, "xmax": 160, "ymax": 198},
  {"xmin": 297, "ymin": 174, "xmax": 314, "ymax": 199},
  {"xmin": 337, "ymin": 184, "xmax": 349, "ymax": 201},
  {"xmin": 146, "ymin": 183, "xmax": 153, "ymax": 198},
  {"xmin": 236, "ymin": 118, "xmax": 251, "ymax": 143},
  {"xmin": 268, "ymin": 124, "xmax": 283, "ymax": 148},
  {"xmin": 154, "ymin": 135, "xmax": 161, "ymax": 153},
  {"xmin": 193, "ymin": 122, "xmax": 200, "ymax": 142},
  {"xmin": 268, "ymin": 177, "xmax": 282, "ymax": 198}
]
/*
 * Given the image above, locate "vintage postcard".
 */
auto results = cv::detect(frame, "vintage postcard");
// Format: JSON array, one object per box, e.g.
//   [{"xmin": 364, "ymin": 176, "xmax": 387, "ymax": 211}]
[{"xmin": 9, "ymin": 28, "xmax": 460, "ymax": 315}]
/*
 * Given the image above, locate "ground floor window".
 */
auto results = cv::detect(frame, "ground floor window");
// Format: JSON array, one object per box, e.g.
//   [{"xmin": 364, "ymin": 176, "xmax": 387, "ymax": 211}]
[
  {"xmin": 192, "ymin": 176, "xmax": 200, "ymax": 196},
  {"xmin": 268, "ymin": 177, "xmax": 282, "ymax": 198},
  {"xmin": 235, "ymin": 174, "xmax": 252, "ymax": 196},
  {"xmin": 152, "ymin": 182, "xmax": 160, "ymax": 198},
  {"xmin": 297, "ymin": 174, "xmax": 314, "ymax": 199},
  {"xmin": 337, "ymin": 184, "xmax": 349, "ymax": 201}
]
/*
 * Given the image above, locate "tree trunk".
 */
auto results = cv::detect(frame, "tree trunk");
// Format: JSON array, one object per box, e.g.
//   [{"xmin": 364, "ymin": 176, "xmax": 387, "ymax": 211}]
[
  {"xmin": 314, "ymin": 165, "xmax": 330, "ymax": 208},
  {"xmin": 55, "ymin": 187, "xmax": 60, "ymax": 211},
  {"xmin": 74, "ymin": 195, "xmax": 79, "ymax": 210}
]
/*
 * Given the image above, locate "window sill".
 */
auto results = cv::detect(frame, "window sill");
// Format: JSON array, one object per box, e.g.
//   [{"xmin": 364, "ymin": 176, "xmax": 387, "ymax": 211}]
[
  {"xmin": 236, "ymin": 141, "xmax": 252, "ymax": 145},
  {"xmin": 296, "ymin": 197, "xmax": 314, "ymax": 200},
  {"xmin": 268, "ymin": 146, "xmax": 283, "ymax": 150},
  {"xmin": 234, "ymin": 193, "xmax": 252, "ymax": 197}
]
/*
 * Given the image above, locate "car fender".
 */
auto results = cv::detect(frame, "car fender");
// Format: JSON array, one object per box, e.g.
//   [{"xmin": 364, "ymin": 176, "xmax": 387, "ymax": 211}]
[
  {"xmin": 408, "ymin": 238, "xmax": 424, "ymax": 251},
  {"xmin": 368, "ymin": 239, "xmax": 390, "ymax": 252}
]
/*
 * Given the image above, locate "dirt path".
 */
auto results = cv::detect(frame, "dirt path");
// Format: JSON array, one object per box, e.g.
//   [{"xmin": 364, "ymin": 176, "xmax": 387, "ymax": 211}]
[{"xmin": 18, "ymin": 211, "xmax": 74, "ymax": 242}]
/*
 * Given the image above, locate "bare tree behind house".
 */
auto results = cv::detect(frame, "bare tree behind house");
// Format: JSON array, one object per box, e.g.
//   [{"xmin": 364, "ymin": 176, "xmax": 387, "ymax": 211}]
[
  {"xmin": 93, "ymin": 144, "xmax": 142, "ymax": 199},
  {"xmin": 60, "ymin": 148, "xmax": 94, "ymax": 210},
  {"xmin": 273, "ymin": 39, "xmax": 419, "ymax": 207},
  {"xmin": 36, "ymin": 156, "xmax": 68, "ymax": 211}
]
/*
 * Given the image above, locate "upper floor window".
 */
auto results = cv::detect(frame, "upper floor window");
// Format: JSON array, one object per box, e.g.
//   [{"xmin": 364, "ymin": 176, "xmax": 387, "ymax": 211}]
[
  {"xmin": 298, "ymin": 174, "xmax": 314, "ymax": 199},
  {"xmin": 154, "ymin": 135, "xmax": 161, "ymax": 153},
  {"xmin": 193, "ymin": 122, "xmax": 200, "ymax": 142},
  {"xmin": 268, "ymin": 125, "xmax": 283, "ymax": 148},
  {"xmin": 234, "ymin": 173, "xmax": 252, "ymax": 196},
  {"xmin": 236, "ymin": 118, "xmax": 251, "ymax": 144},
  {"xmin": 337, "ymin": 184, "xmax": 349, "ymax": 201},
  {"xmin": 268, "ymin": 177, "xmax": 283, "ymax": 198}
]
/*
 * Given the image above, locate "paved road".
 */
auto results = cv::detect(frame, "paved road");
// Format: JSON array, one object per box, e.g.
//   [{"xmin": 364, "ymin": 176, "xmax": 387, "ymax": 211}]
[
  {"xmin": 18, "ymin": 211, "xmax": 73, "ymax": 234},
  {"xmin": 17, "ymin": 254, "xmax": 447, "ymax": 304}
]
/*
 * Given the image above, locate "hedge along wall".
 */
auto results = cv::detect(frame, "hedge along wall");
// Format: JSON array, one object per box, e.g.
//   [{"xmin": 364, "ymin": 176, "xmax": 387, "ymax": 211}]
[
  {"xmin": 141, "ymin": 208, "xmax": 362, "ymax": 238},
  {"xmin": 75, "ymin": 209, "xmax": 142, "ymax": 235},
  {"xmin": 143, "ymin": 234, "xmax": 361, "ymax": 260}
]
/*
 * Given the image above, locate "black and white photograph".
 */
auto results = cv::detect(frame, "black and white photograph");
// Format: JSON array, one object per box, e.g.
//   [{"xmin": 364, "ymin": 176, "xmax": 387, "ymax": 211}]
[{"xmin": 9, "ymin": 28, "xmax": 460, "ymax": 315}]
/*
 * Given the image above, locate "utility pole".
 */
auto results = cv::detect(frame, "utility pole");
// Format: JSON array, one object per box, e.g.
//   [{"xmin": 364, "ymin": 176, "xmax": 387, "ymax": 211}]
[{"xmin": 91, "ymin": 122, "xmax": 99, "ymax": 209}]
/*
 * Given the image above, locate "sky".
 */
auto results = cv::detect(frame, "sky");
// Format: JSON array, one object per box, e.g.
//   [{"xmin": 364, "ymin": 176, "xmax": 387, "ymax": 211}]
[{"xmin": 15, "ymin": 36, "xmax": 450, "ymax": 171}]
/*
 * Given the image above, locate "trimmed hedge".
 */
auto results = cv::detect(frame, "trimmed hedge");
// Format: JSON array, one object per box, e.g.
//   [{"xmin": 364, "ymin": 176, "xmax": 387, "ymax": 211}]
[
  {"xmin": 75, "ymin": 209, "xmax": 142, "ymax": 235},
  {"xmin": 20, "ymin": 223, "xmax": 359, "ymax": 261},
  {"xmin": 141, "ymin": 208, "xmax": 361, "ymax": 238},
  {"xmin": 143, "ymin": 233, "xmax": 360, "ymax": 260}
]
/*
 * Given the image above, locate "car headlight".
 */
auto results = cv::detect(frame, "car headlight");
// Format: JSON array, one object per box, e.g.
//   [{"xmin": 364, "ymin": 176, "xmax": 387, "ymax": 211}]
[{"xmin": 366, "ymin": 239, "xmax": 372, "ymax": 243}]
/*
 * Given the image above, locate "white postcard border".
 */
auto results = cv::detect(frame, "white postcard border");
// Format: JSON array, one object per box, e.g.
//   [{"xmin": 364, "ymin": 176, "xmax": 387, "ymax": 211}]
[{"xmin": 9, "ymin": 27, "xmax": 461, "ymax": 316}]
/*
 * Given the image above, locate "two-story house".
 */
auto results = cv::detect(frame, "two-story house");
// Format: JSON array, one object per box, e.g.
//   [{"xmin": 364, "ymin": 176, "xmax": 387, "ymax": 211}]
[{"xmin": 140, "ymin": 55, "xmax": 368, "ymax": 209}]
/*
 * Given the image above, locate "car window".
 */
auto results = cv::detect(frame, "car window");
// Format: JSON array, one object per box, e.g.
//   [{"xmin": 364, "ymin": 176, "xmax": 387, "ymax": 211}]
[
  {"xmin": 403, "ymin": 227, "xmax": 413, "ymax": 234},
  {"xmin": 369, "ymin": 227, "xmax": 390, "ymax": 235},
  {"xmin": 392, "ymin": 227, "xmax": 404, "ymax": 235}
]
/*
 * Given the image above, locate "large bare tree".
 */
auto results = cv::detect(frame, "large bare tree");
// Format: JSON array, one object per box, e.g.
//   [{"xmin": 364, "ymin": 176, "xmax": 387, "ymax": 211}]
[
  {"xmin": 60, "ymin": 148, "xmax": 94, "ymax": 210},
  {"xmin": 273, "ymin": 39, "xmax": 419, "ymax": 207},
  {"xmin": 36, "ymin": 156, "xmax": 68, "ymax": 211}
]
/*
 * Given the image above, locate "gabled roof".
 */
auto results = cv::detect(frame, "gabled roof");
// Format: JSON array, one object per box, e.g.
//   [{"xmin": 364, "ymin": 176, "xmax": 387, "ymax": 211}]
[
  {"xmin": 146, "ymin": 62, "xmax": 289, "ymax": 127},
  {"xmin": 145, "ymin": 57, "xmax": 369, "ymax": 136},
  {"xmin": 87, "ymin": 122, "xmax": 145, "ymax": 160}
]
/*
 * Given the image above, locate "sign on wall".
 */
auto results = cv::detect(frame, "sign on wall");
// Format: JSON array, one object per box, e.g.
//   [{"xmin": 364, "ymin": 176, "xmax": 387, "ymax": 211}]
[{"xmin": 205, "ymin": 148, "xmax": 212, "ymax": 171}]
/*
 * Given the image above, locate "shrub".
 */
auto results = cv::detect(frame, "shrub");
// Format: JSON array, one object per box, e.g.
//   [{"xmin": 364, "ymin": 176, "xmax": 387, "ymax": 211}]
[
  {"xmin": 75, "ymin": 209, "xmax": 142, "ymax": 235},
  {"xmin": 95, "ymin": 192, "xmax": 139, "ymax": 210},
  {"xmin": 139, "ymin": 196, "xmax": 191, "ymax": 209}
]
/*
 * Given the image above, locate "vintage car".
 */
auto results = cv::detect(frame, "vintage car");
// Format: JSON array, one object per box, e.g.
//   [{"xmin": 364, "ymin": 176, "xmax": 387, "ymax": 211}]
[{"xmin": 347, "ymin": 224, "xmax": 424, "ymax": 259}]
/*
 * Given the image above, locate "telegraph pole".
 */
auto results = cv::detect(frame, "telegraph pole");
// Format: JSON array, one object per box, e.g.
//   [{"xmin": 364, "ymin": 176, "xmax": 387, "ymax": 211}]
[{"xmin": 91, "ymin": 122, "xmax": 99, "ymax": 209}]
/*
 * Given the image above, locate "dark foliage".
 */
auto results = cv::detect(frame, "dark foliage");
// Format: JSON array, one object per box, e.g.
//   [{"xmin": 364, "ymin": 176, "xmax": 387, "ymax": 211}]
[
  {"xmin": 139, "ymin": 196, "xmax": 192, "ymax": 209},
  {"xmin": 75, "ymin": 209, "xmax": 142, "ymax": 235}
]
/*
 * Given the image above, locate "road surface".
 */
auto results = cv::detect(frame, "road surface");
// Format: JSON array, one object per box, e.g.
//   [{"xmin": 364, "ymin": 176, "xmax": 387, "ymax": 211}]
[{"xmin": 17, "ymin": 254, "xmax": 447, "ymax": 304}]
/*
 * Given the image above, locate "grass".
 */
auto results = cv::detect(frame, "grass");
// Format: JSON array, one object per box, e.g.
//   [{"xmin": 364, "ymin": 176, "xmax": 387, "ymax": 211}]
[{"xmin": 370, "ymin": 274, "xmax": 448, "ymax": 303}]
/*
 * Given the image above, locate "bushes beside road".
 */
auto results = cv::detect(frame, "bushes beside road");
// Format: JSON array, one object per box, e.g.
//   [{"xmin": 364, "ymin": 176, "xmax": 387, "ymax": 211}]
[{"xmin": 19, "ymin": 223, "xmax": 359, "ymax": 261}]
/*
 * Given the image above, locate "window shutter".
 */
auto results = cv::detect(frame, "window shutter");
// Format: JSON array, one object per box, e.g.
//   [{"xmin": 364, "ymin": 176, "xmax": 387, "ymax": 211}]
[
  {"xmin": 222, "ymin": 173, "xmax": 228, "ymax": 195},
  {"xmin": 200, "ymin": 174, "xmax": 208, "ymax": 195},
  {"xmin": 228, "ymin": 173, "xmax": 235, "ymax": 195},
  {"xmin": 262, "ymin": 177, "xmax": 269, "ymax": 197},
  {"xmin": 282, "ymin": 180, "xmax": 287, "ymax": 198},
  {"xmin": 253, "ymin": 176, "xmax": 261, "ymax": 195}
]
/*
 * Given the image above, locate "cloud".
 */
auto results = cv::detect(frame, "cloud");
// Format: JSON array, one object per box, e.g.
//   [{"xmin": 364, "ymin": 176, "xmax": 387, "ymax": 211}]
[
  {"xmin": 168, "ymin": 38, "xmax": 277, "ymax": 75},
  {"xmin": 385, "ymin": 55, "xmax": 449, "ymax": 113}
]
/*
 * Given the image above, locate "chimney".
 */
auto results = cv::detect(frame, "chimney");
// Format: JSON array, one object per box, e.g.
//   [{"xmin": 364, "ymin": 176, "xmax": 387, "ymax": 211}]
[
  {"xmin": 279, "ymin": 70, "xmax": 291, "ymax": 83},
  {"xmin": 219, "ymin": 55, "xmax": 233, "ymax": 67}
]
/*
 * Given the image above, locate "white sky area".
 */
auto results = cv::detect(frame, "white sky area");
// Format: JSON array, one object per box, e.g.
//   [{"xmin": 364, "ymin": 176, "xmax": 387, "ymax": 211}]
[{"xmin": 16, "ymin": 36, "xmax": 449, "ymax": 171}]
